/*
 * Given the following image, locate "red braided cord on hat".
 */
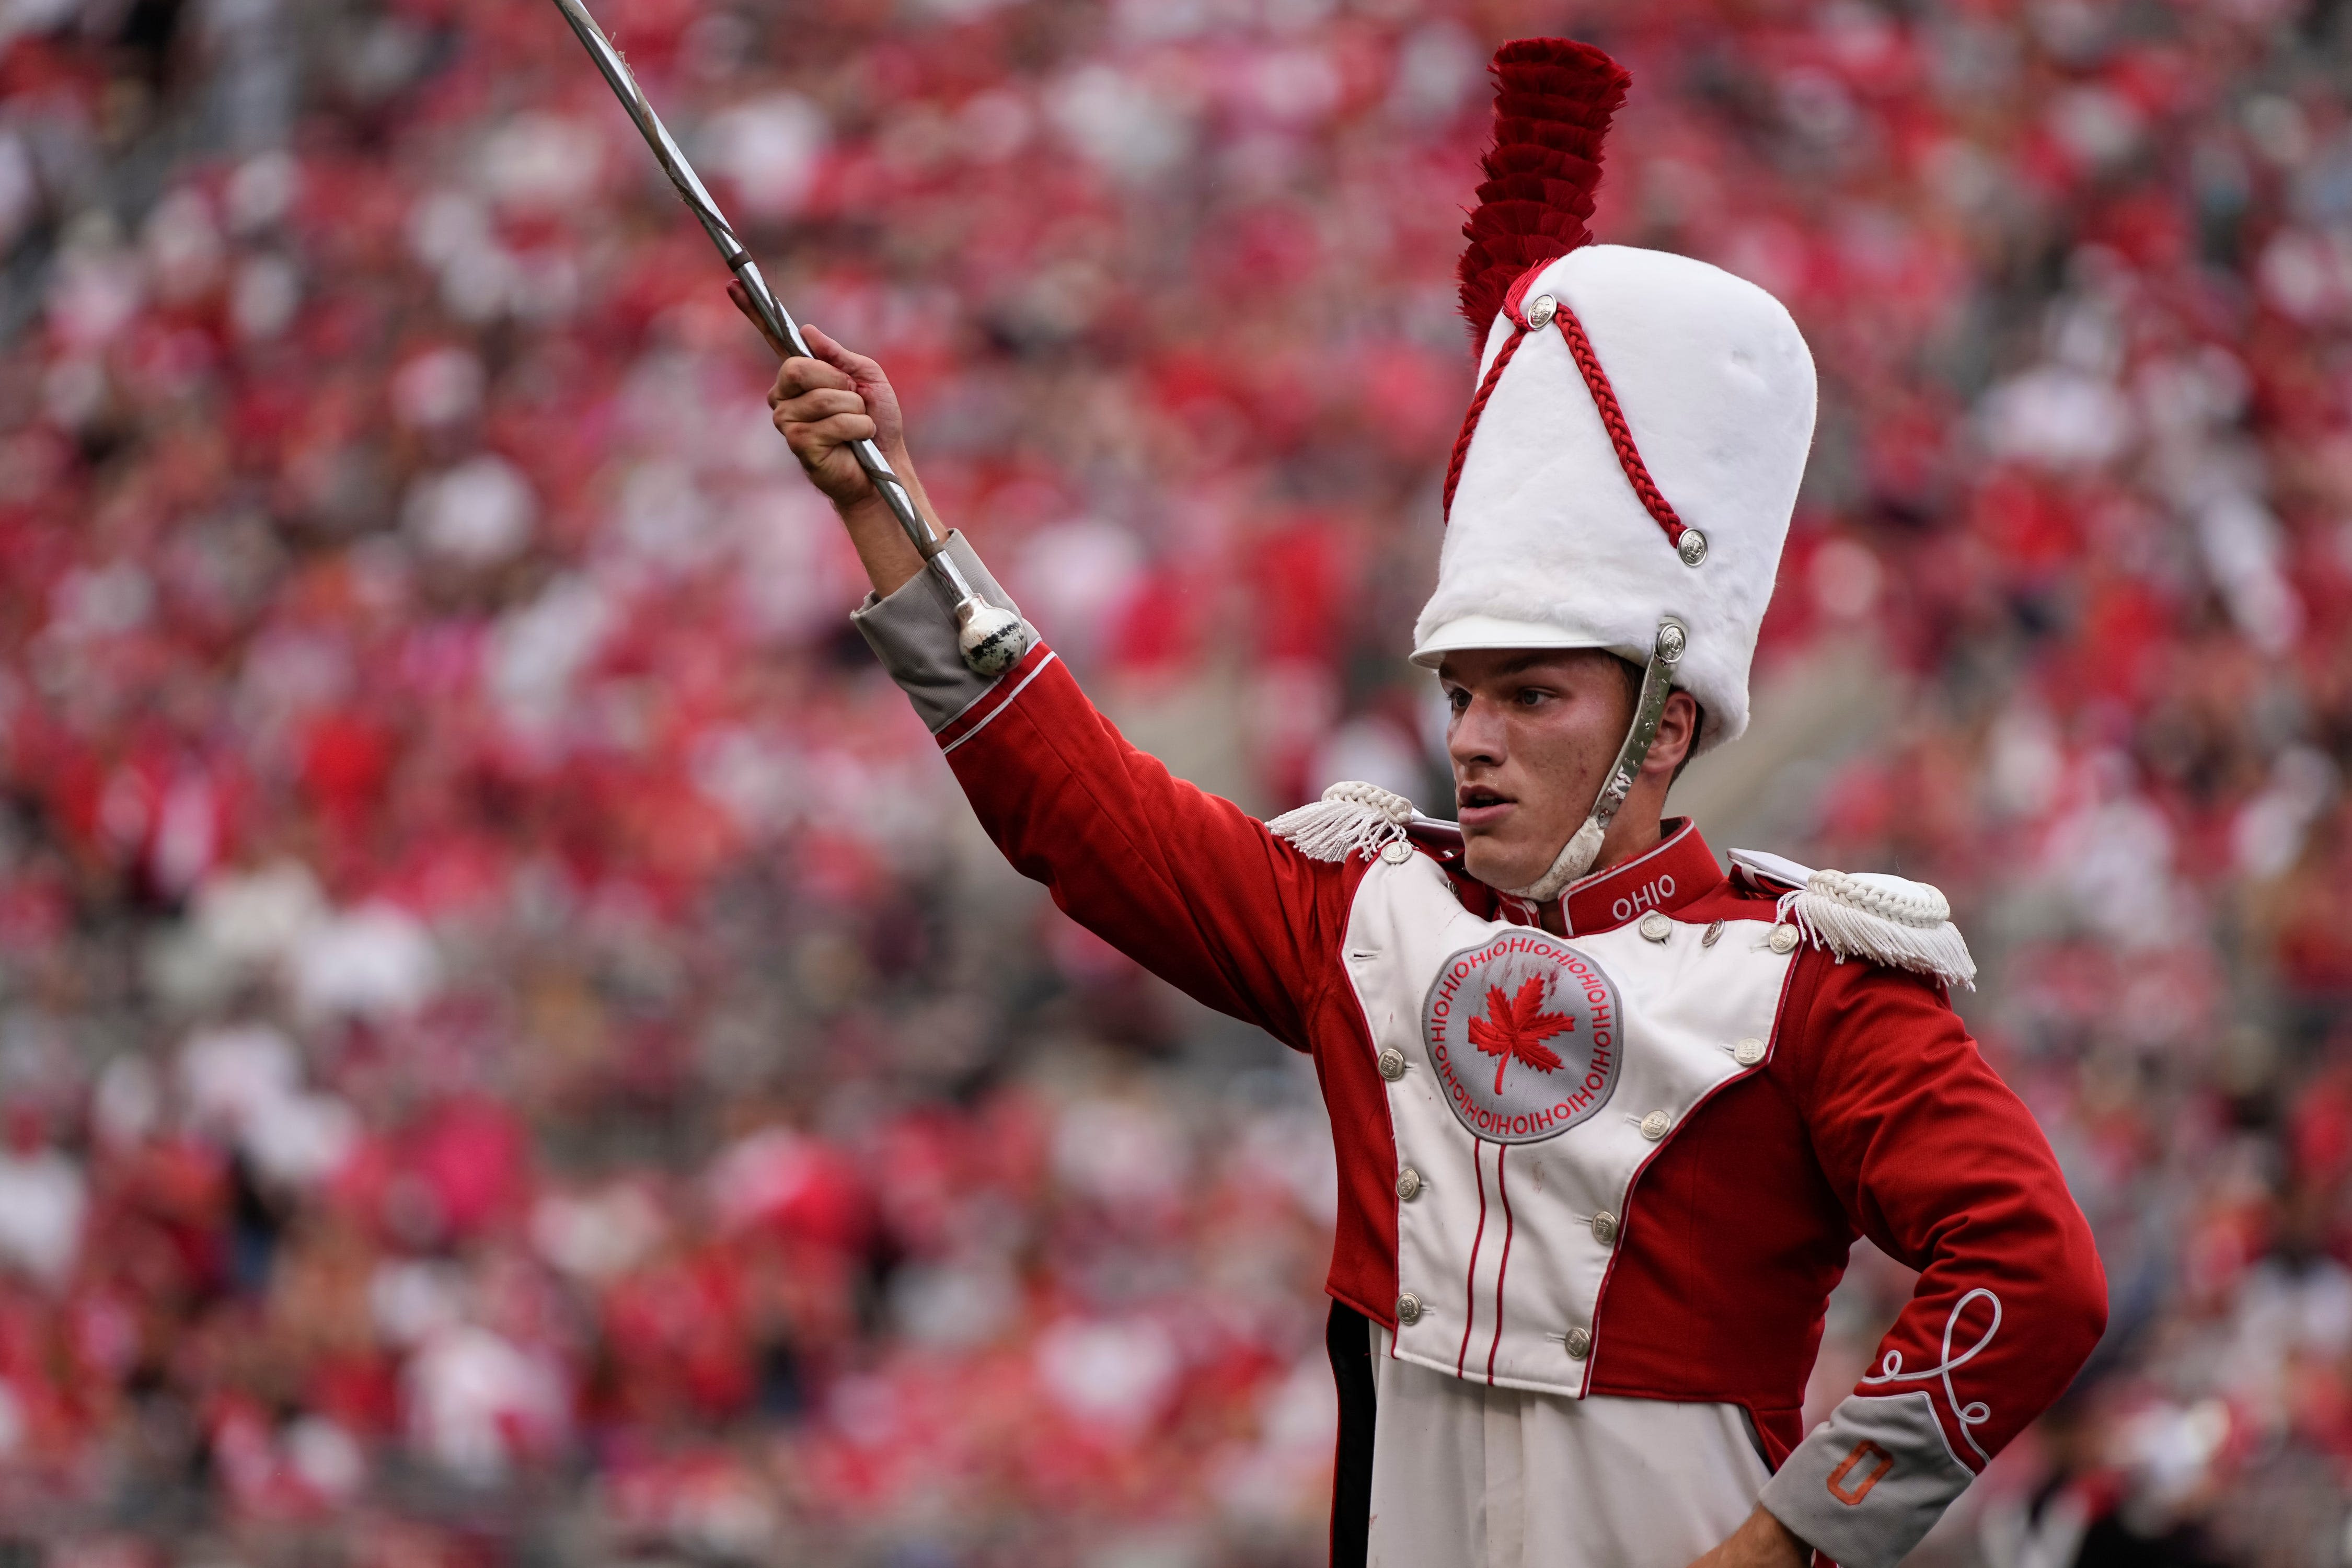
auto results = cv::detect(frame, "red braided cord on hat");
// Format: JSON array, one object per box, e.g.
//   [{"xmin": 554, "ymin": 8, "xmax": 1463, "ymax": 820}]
[
  {"xmin": 1550, "ymin": 302, "xmax": 1687, "ymax": 547},
  {"xmin": 1441, "ymin": 328, "xmax": 1527, "ymax": 522}
]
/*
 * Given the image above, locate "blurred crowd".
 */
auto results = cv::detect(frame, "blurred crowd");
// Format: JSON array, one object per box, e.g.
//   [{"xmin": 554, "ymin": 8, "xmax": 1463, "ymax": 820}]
[{"xmin": 2, "ymin": 0, "xmax": 2351, "ymax": 1562}]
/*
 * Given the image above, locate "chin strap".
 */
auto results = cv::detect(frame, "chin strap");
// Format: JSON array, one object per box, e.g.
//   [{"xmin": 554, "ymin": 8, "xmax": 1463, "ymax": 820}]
[{"xmin": 1505, "ymin": 618, "xmax": 1689, "ymax": 904}]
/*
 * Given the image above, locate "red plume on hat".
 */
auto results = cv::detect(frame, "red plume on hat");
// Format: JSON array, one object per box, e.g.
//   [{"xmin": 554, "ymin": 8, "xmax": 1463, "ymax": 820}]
[{"xmin": 1457, "ymin": 39, "xmax": 1632, "ymax": 344}]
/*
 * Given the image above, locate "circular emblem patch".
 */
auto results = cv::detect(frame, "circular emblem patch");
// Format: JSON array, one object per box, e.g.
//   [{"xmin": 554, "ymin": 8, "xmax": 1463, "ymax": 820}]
[{"xmin": 1421, "ymin": 933, "xmax": 1623, "ymax": 1145}]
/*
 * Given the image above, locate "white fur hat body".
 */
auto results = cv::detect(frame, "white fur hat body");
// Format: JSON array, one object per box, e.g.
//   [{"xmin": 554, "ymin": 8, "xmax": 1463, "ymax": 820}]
[{"xmin": 1413, "ymin": 244, "xmax": 1819, "ymax": 754}]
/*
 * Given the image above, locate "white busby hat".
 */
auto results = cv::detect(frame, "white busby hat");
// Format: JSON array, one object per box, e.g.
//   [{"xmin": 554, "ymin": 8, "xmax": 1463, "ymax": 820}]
[{"xmin": 1411, "ymin": 40, "xmax": 1818, "ymax": 758}]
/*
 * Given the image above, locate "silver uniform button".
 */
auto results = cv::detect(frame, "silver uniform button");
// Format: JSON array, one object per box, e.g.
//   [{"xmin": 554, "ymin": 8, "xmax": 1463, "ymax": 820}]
[
  {"xmin": 1638, "ymin": 910, "xmax": 1673, "ymax": 942},
  {"xmin": 1377, "ymin": 1047, "xmax": 1407, "ymax": 1081},
  {"xmin": 1396, "ymin": 1167, "xmax": 1423, "ymax": 1202},
  {"xmin": 1591, "ymin": 1210, "xmax": 1618, "ymax": 1246},
  {"xmin": 1380, "ymin": 839, "xmax": 1413, "ymax": 865},
  {"xmin": 1768, "ymin": 923, "xmax": 1800, "ymax": 954},
  {"xmin": 1702, "ymin": 919, "xmax": 1725, "ymax": 947},
  {"xmin": 1397, "ymin": 1293, "xmax": 1424, "ymax": 1327},
  {"xmin": 1639, "ymin": 1110, "xmax": 1673, "ymax": 1142},
  {"xmin": 1564, "ymin": 1326, "xmax": 1592, "ymax": 1359},
  {"xmin": 1734, "ymin": 1036, "xmax": 1767, "ymax": 1067}
]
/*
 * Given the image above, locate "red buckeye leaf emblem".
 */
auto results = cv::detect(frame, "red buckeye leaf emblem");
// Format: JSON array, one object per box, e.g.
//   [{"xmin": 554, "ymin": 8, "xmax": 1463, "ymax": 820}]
[
  {"xmin": 1421, "ymin": 938, "xmax": 1623, "ymax": 1146},
  {"xmin": 1467, "ymin": 977, "xmax": 1575, "ymax": 1096}
]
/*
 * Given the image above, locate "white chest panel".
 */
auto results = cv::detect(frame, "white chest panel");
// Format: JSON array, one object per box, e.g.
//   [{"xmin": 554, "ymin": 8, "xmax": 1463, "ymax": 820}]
[{"xmin": 1343, "ymin": 855, "xmax": 1797, "ymax": 1398}]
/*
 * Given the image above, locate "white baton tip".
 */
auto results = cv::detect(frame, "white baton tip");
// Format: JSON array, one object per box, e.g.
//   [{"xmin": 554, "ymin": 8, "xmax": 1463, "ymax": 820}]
[{"xmin": 956, "ymin": 599, "xmax": 1027, "ymax": 677}]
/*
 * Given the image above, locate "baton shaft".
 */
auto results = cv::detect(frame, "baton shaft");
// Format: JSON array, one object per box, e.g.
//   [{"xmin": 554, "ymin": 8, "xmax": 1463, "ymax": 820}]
[{"xmin": 548, "ymin": 0, "xmax": 948, "ymax": 567}]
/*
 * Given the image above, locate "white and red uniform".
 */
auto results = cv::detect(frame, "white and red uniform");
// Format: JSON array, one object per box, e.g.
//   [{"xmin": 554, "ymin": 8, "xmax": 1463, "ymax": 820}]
[{"xmin": 851, "ymin": 540, "xmax": 2108, "ymax": 1568}]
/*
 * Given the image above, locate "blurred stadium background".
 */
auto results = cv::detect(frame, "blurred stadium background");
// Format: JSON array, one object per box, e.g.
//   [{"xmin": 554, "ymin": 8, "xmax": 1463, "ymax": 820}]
[{"xmin": 0, "ymin": 0, "xmax": 2348, "ymax": 1562}]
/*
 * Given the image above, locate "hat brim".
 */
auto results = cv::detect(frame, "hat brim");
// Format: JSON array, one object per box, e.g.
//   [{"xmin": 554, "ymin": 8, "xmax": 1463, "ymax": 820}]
[{"xmin": 1409, "ymin": 615, "xmax": 1632, "ymax": 671}]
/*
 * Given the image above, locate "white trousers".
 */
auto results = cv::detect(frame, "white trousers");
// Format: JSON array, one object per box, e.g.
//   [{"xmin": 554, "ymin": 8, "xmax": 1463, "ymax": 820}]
[{"xmin": 1367, "ymin": 1323, "xmax": 1772, "ymax": 1568}]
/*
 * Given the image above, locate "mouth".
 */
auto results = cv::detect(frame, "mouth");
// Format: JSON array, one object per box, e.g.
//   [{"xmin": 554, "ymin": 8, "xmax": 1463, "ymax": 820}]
[{"xmin": 1456, "ymin": 785, "xmax": 1515, "ymax": 832}]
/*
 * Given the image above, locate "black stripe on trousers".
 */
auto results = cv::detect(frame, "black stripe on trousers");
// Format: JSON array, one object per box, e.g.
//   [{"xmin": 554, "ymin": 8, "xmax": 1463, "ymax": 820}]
[{"xmin": 1328, "ymin": 1300, "xmax": 1376, "ymax": 1568}]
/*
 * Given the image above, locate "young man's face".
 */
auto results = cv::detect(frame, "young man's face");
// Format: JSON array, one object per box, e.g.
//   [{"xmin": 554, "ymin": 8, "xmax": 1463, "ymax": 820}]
[{"xmin": 1437, "ymin": 647, "xmax": 1640, "ymax": 892}]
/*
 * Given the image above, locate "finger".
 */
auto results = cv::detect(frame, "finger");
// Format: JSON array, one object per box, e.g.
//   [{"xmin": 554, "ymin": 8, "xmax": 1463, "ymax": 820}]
[
  {"xmin": 772, "ymin": 356, "xmax": 855, "ymax": 395},
  {"xmin": 729, "ymin": 282, "xmax": 791, "ymax": 360},
  {"xmin": 768, "ymin": 356, "xmax": 856, "ymax": 406},
  {"xmin": 781, "ymin": 411, "xmax": 879, "ymax": 452},
  {"xmin": 801, "ymin": 323, "xmax": 883, "ymax": 383},
  {"xmin": 774, "ymin": 388, "xmax": 870, "ymax": 426}
]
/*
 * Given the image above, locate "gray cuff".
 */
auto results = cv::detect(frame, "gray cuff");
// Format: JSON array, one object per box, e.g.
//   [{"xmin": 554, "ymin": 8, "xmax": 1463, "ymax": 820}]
[
  {"xmin": 849, "ymin": 532, "xmax": 1035, "ymax": 734},
  {"xmin": 1759, "ymin": 1394, "xmax": 1974, "ymax": 1568}
]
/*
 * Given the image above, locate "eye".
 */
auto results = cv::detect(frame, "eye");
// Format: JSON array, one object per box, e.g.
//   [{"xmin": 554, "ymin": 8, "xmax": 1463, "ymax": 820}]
[
  {"xmin": 1447, "ymin": 688, "xmax": 1470, "ymax": 714},
  {"xmin": 1514, "ymin": 686, "xmax": 1550, "ymax": 707}
]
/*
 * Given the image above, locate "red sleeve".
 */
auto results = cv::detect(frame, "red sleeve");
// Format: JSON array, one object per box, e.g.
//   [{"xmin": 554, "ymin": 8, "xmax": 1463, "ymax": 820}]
[
  {"xmin": 939, "ymin": 646, "xmax": 1359, "ymax": 1052},
  {"xmin": 1792, "ymin": 955, "xmax": 2107, "ymax": 1467}
]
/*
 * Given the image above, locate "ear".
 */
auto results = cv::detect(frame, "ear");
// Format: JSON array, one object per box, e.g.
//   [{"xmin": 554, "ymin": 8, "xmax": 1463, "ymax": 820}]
[{"xmin": 1642, "ymin": 690, "xmax": 1700, "ymax": 779}]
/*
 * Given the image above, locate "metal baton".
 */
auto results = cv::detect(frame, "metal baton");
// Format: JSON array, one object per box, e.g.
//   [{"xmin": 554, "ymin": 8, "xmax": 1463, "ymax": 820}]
[{"xmin": 546, "ymin": 0, "xmax": 1027, "ymax": 677}]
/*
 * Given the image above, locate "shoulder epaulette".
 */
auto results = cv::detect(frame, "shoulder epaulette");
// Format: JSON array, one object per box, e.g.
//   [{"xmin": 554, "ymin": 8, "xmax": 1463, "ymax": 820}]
[
  {"xmin": 1270, "ymin": 782, "xmax": 1463, "ymax": 864},
  {"xmin": 1728, "ymin": 849, "xmax": 1976, "ymax": 991}
]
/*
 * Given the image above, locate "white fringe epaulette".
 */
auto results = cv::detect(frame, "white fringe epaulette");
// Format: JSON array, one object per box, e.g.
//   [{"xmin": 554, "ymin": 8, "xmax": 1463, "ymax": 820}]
[
  {"xmin": 1267, "ymin": 781, "xmax": 1417, "ymax": 863},
  {"xmin": 1730, "ymin": 850, "xmax": 1977, "ymax": 991}
]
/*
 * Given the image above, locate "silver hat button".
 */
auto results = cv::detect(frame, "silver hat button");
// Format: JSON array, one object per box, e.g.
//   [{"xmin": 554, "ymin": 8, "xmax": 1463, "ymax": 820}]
[
  {"xmin": 1526, "ymin": 293, "xmax": 1558, "ymax": 328},
  {"xmin": 1397, "ymin": 1293, "xmax": 1424, "ymax": 1327},
  {"xmin": 1377, "ymin": 1047, "xmax": 1407, "ymax": 1081},
  {"xmin": 1638, "ymin": 910, "xmax": 1673, "ymax": 942},
  {"xmin": 1677, "ymin": 529, "xmax": 1709, "ymax": 567},
  {"xmin": 1396, "ymin": 1167, "xmax": 1423, "ymax": 1202}
]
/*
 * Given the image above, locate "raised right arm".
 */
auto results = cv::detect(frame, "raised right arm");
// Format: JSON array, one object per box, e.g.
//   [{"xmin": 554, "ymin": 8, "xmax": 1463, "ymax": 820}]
[
  {"xmin": 854, "ymin": 540, "xmax": 1357, "ymax": 1047},
  {"xmin": 758, "ymin": 321, "xmax": 1360, "ymax": 1047}
]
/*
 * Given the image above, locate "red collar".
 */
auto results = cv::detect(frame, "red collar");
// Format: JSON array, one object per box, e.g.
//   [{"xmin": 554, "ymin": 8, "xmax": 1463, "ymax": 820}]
[{"xmin": 1493, "ymin": 819, "xmax": 1724, "ymax": 936}]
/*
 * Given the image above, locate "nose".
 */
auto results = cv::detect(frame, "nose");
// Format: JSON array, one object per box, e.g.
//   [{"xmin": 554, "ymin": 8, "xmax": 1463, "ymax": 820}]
[{"xmin": 1448, "ymin": 694, "xmax": 1505, "ymax": 771}]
